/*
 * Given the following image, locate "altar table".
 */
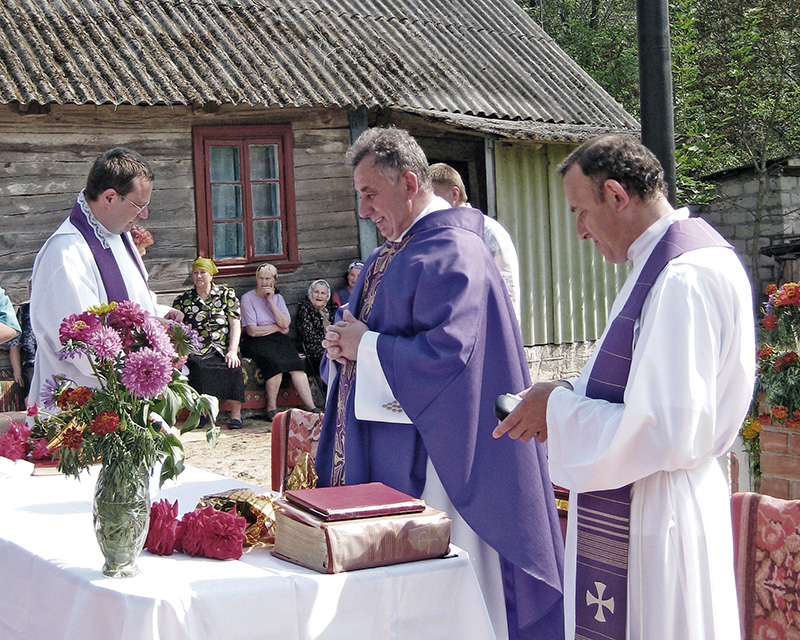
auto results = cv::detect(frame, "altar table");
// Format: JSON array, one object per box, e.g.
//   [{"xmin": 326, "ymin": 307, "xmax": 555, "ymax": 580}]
[{"xmin": 0, "ymin": 465, "xmax": 494, "ymax": 640}]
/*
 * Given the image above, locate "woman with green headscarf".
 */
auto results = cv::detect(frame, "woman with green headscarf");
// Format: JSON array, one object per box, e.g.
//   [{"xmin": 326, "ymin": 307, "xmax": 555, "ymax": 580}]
[{"xmin": 172, "ymin": 257, "xmax": 245, "ymax": 429}]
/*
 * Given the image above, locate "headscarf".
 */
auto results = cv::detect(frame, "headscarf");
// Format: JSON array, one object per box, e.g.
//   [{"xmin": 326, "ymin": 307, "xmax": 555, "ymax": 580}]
[
  {"xmin": 192, "ymin": 256, "xmax": 218, "ymax": 275},
  {"xmin": 307, "ymin": 279, "xmax": 331, "ymax": 303}
]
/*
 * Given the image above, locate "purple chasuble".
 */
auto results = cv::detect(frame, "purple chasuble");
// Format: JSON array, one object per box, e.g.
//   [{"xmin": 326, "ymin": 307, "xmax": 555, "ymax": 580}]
[
  {"xmin": 69, "ymin": 201, "xmax": 149, "ymax": 303},
  {"xmin": 316, "ymin": 206, "xmax": 566, "ymax": 639},
  {"xmin": 575, "ymin": 217, "xmax": 732, "ymax": 640}
]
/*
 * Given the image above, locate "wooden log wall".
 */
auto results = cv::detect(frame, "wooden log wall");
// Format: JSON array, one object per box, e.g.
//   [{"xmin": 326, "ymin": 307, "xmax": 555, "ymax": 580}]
[{"xmin": 0, "ymin": 103, "xmax": 362, "ymax": 313}]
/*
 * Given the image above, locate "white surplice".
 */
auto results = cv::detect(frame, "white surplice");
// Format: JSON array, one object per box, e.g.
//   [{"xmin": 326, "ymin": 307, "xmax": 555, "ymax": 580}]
[
  {"xmin": 546, "ymin": 209, "xmax": 755, "ymax": 639},
  {"xmin": 29, "ymin": 192, "xmax": 167, "ymax": 405}
]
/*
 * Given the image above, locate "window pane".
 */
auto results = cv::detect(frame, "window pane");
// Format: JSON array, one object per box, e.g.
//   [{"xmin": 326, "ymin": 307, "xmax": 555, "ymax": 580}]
[
  {"xmin": 254, "ymin": 219, "xmax": 283, "ymax": 256},
  {"xmin": 250, "ymin": 145, "xmax": 279, "ymax": 180},
  {"xmin": 251, "ymin": 183, "xmax": 280, "ymax": 219},
  {"xmin": 211, "ymin": 184, "xmax": 242, "ymax": 221},
  {"xmin": 209, "ymin": 146, "xmax": 240, "ymax": 182},
  {"xmin": 213, "ymin": 223, "xmax": 244, "ymax": 259}
]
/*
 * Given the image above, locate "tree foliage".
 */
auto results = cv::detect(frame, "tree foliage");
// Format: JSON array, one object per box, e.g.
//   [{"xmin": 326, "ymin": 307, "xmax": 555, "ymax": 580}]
[
  {"xmin": 517, "ymin": 0, "xmax": 800, "ymax": 212},
  {"xmin": 517, "ymin": 0, "xmax": 640, "ymax": 119}
]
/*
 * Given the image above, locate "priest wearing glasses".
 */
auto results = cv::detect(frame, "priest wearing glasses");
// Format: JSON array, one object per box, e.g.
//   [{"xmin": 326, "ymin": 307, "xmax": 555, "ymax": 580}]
[{"xmin": 28, "ymin": 147, "xmax": 183, "ymax": 407}]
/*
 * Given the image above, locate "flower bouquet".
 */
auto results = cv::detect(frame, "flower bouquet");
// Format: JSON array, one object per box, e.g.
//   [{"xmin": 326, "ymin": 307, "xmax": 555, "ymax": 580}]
[
  {"xmin": 745, "ymin": 281, "xmax": 800, "ymax": 486},
  {"xmin": 0, "ymin": 301, "xmax": 221, "ymax": 576}
]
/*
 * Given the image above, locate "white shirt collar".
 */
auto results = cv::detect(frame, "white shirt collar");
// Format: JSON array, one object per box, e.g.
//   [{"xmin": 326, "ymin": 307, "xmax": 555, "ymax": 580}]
[
  {"xmin": 394, "ymin": 195, "xmax": 452, "ymax": 243},
  {"xmin": 627, "ymin": 207, "xmax": 690, "ymax": 267}
]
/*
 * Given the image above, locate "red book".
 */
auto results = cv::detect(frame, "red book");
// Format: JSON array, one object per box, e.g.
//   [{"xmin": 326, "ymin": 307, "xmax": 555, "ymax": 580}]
[{"xmin": 284, "ymin": 482, "xmax": 426, "ymax": 521}]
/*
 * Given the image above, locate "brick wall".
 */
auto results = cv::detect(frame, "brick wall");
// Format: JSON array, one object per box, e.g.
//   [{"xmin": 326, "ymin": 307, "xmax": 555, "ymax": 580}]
[{"xmin": 760, "ymin": 421, "xmax": 800, "ymax": 499}]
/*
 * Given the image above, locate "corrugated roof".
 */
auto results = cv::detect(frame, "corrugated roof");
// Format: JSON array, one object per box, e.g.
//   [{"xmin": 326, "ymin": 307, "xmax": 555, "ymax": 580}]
[{"xmin": 0, "ymin": 0, "xmax": 639, "ymax": 137}]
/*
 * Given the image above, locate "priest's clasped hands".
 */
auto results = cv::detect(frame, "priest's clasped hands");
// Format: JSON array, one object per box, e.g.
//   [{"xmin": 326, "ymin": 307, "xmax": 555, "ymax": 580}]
[{"xmin": 323, "ymin": 310, "xmax": 368, "ymax": 365}]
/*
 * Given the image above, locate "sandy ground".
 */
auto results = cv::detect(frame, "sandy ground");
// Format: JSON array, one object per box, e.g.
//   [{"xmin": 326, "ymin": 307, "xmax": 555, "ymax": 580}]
[{"xmin": 180, "ymin": 416, "xmax": 274, "ymax": 489}]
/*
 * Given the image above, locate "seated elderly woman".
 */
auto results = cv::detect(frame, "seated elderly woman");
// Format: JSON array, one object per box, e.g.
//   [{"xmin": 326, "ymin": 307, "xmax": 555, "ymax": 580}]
[
  {"xmin": 295, "ymin": 279, "xmax": 339, "ymax": 376},
  {"xmin": 240, "ymin": 263, "xmax": 320, "ymax": 422},
  {"xmin": 172, "ymin": 257, "xmax": 245, "ymax": 429},
  {"xmin": 332, "ymin": 260, "xmax": 363, "ymax": 307}
]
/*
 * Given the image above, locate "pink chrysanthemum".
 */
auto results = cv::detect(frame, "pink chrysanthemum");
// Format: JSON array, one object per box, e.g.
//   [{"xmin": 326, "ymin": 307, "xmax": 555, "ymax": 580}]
[
  {"xmin": 107, "ymin": 300, "xmax": 147, "ymax": 331},
  {"xmin": 108, "ymin": 301, "xmax": 148, "ymax": 347},
  {"xmin": 58, "ymin": 312, "xmax": 102, "ymax": 344},
  {"xmin": 86, "ymin": 325, "xmax": 124, "ymax": 360},
  {"xmin": 142, "ymin": 317, "xmax": 176, "ymax": 361},
  {"xmin": 121, "ymin": 348, "xmax": 173, "ymax": 398}
]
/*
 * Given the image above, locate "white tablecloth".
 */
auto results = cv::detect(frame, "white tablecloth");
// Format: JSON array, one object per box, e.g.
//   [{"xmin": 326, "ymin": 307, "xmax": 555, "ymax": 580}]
[{"xmin": 0, "ymin": 465, "xmax": 494, "ymax": 640}]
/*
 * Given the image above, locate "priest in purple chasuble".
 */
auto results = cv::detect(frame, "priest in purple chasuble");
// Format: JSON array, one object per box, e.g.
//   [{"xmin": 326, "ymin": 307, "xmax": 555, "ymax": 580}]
[
  {"xmin": 29, "ymin": 148, "xmax": 183, "ymax": 406},
  {"xmin": 495, "ymin": 135, "xmax": 754, "ymax": 640},
  {"xmin": 316, "ymin": 127, "xmax": 565, "ymax": 640}
]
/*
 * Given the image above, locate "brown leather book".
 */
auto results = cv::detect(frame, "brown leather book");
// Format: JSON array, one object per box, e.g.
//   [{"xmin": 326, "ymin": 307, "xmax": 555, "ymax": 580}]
[
  {"xmin": 284, "ymin": 482, "xmax": 426, "ymax": 521},
  {"xmin": 272, "ymin": 499, "xmax": 452, "ymax": 574}
]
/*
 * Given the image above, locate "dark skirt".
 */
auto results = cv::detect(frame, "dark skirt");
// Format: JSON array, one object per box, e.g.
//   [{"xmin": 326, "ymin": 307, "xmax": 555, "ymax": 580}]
[
  {"xmin": 242, "ymin": 333, "xmax": 304, "ymax": 379},
  {"xmin": 186, "ymin": 352, "xmax": 245, "ymax": 403}
]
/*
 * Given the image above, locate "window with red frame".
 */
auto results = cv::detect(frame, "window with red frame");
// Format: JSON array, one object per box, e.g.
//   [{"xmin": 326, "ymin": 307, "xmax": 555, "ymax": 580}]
[{"xmin": 192, "ymin": 125, "xmax": 299, "ymax": 275}]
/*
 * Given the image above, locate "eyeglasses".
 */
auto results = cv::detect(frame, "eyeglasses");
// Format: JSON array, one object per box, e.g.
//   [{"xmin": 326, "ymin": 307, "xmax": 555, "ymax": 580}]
[{"xmin": 119, "ymin": 192, "xmax": 150, "ymax": 215}]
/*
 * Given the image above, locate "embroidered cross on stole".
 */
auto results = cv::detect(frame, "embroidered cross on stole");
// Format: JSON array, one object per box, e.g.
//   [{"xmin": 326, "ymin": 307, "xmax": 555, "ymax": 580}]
[
  {"xmin": 575, "ymin": 217, "xmax": 731, "ymax": 640},
  {"xmin": 330, "ymin": 235, "xmax": 414, "ymax": 486}
]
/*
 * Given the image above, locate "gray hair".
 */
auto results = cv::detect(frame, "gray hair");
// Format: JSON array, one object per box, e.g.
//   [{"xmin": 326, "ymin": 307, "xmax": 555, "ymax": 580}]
[
  {"xmin": 255, "ymin": 262, "xmax": 278, "ymax": 280},
  {"xmin": 345, "ymin": 127, "xmax": 432, "ymax": 192}
]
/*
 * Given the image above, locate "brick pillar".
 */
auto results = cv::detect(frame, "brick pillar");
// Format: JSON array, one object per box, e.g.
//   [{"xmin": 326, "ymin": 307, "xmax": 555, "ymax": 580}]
[{"xmin": 760, "ymin": 420, "xmax": 800, "ymax": 499}]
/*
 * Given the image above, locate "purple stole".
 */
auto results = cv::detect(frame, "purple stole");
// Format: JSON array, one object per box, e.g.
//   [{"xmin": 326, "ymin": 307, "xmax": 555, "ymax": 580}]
[
  {"xmin": 330, "ymin": 235, "xmax": 414, "ymax": 486},
  {"xmin": 69, "ymin": 201, "xmax": 148, "ymax": 303},
  {"xmin": 575, "ymin": 217, "xmax": 731, "ymax": 640}
]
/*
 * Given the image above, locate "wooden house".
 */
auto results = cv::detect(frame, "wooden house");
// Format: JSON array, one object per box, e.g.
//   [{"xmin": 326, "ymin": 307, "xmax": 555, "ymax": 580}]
[{"xmin": 0, "ymin": 0, "xmax": 638, "ymax": 379}]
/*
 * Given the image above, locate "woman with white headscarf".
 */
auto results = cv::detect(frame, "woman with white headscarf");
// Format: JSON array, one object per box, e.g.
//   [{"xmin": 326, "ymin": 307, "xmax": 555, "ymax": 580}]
[{"xmin": 295, "ymin": 279, "xmax": 338, "ymax": 376}]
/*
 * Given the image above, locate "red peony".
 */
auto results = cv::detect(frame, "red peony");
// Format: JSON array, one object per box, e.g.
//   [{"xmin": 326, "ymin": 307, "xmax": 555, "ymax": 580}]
[
  {"xmin": 179, "ymin": 505, "xmax": 216, "ymax": 557},
  {"xmin": 0, "ymin": 431, "xmax": 26, "ymax": 461},
  {"xmin": 31, "ymin": 438, "xmax": 52, "ymax": 460},
  {"xmin": 68, "ymin": 386, "xmax": 94, "ymax": 407},
  {"xmin": 90, "ymin": 410, "xmax": 120, "ymax": 436},
  {"xmin": 145, "ymin": 499, "xmax": 180, "ymax": 556},
  {"xmin": 772, "ymin": 405, "xmax": 789, "ymax": 420},
  {"xmin": 201, "ymin": 508, "xmax": 247, "ymax": 560},
  {"xmin": 61, "ymin": 426, "xmax": 84, "ymax": 450}
]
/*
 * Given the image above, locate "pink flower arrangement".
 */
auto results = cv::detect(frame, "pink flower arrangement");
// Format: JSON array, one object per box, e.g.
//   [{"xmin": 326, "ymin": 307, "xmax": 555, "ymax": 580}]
[
  {"xmin": 2, "ymin": 301, "xmax": 220, "ymax": 485},
  {"xmin": 146, "ymin": 499, "xmax": 247, "ymax": 561}
]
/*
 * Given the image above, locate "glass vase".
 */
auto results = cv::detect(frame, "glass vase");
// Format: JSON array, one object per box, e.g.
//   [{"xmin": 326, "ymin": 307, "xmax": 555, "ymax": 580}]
[{"xmin": 93, "ymin": 463, "xmax": 151, "ymax": 578}]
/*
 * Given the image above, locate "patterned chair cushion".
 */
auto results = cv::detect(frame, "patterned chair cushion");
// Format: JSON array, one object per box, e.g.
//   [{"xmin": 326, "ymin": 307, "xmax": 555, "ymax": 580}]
[
  {"xmin": 732, "ymin": 491, "xmax": 800, "ymax": 639},
  {"xmin": 270, "ymin": 408, "xmax": 323, "ymax": 493}
]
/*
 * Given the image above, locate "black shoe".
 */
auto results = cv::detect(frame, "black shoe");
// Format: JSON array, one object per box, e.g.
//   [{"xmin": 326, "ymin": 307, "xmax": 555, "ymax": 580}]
[
  {"xmin": 227, "ymin": 419, "xmax": 244, "ymax": 430},
  {"xmin": 265, "ymin": 409, "xmax": 278, "ymax": 422}
]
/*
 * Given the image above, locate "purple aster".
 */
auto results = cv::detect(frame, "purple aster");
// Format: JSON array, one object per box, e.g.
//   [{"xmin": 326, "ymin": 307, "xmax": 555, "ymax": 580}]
[
  {"xmin": 142, "ymin": 317, "xmax": 177, "ymax": 361},
  {"xmin": 166, "ymin": 321, "xmax": 202, "ymax": 357},
  {"xmin": 86, "ymin": 325, "xmax": 124, "ymax": 361},
  {"xmin": 121, "ymin": 348, "xmax": 174, "ymax": 399},
  {"xmin": 58, "ymin": 312, "xmax": 102, "ymax": 344},
  {"xmin": 58, "ymin": 342, "xmax": 90, "ymax": 361},
  {"xmin": 41, "ymin": 375, "xmax": 67, "ymax": 410}
]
